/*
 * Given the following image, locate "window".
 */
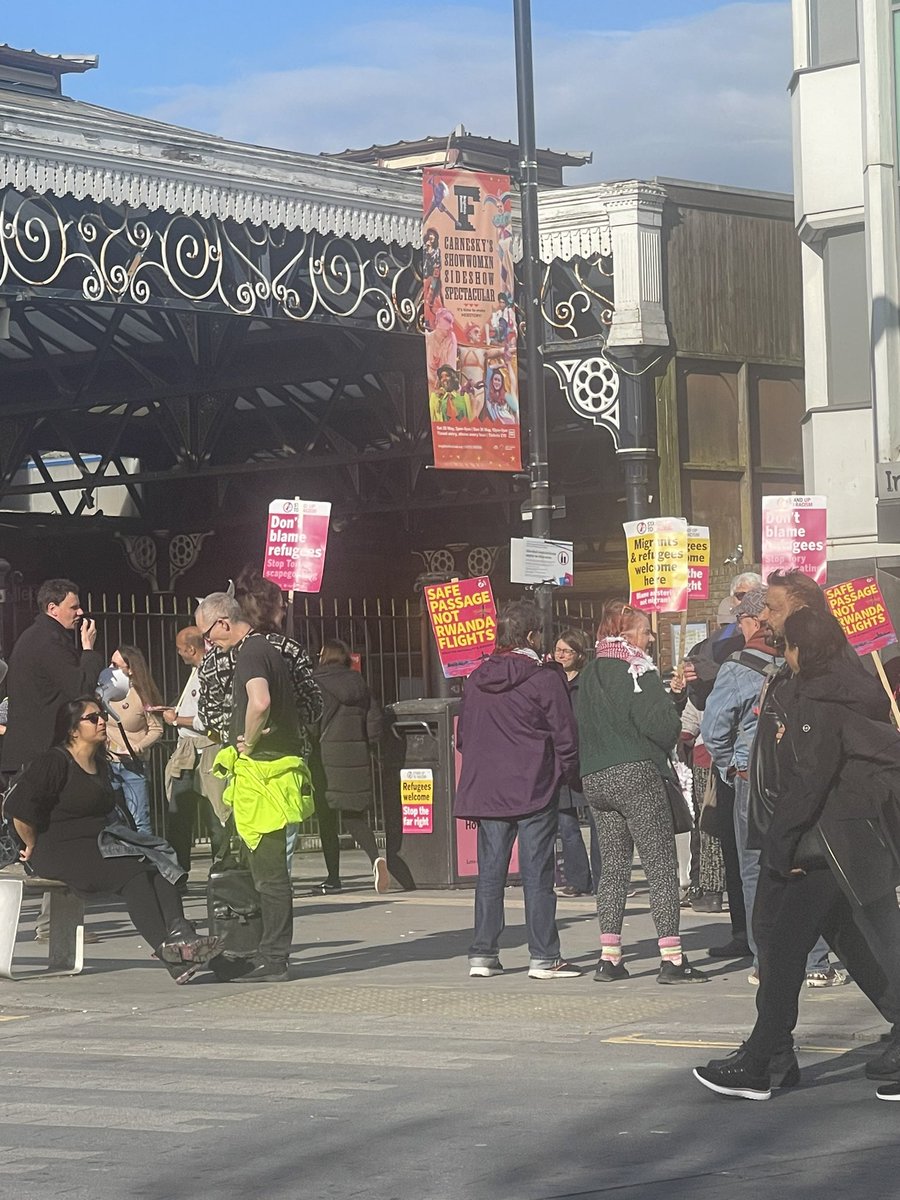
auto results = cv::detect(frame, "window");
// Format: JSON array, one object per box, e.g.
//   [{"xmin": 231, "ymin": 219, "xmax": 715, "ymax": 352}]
[
  {"xmin": 678, "ymin": 362, "xmax": 806, "ymax": 564},
  {"xmin": 809, "ymin": 0, "xmax": 859, "ymax": 68},
  {"xmin": 823, "ymin": 229, "xmax": 871, "ymax": 408}
]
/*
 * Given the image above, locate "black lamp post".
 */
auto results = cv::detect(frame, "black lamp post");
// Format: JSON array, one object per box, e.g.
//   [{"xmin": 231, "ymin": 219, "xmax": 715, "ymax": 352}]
[{"xmin": 513, "ymin": 0, "xmax": 554, "ymax": 649}]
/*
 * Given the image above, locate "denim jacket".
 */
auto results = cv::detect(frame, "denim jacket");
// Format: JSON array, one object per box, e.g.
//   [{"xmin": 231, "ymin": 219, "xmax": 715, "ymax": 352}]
[{"xmin": 701, "ymin": 648, "xmax": 784, "ymax": 780}]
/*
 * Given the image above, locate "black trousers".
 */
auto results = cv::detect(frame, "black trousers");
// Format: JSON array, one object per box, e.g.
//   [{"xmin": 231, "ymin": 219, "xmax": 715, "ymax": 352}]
[
  {"xmin": 246, "ymin": 827, "xmax": 293, "ymax": 964},
  {"xmin": 744, "ymin": 866, "xmax": 900, "ymax": 1062},
  {"xmin": 313, "ymin": 787, "xmax": 416, "ymax": 891},
  {"xmin": 167, "ymin": 772, "xmax": 235, "ymax": 874},
  {"xmin": 714, "ymin": 776, "xmax": 747, "ymax": 938},
  {"xmin": 120, "ymin": 870, "xmax": 185, "ymax": 949}
]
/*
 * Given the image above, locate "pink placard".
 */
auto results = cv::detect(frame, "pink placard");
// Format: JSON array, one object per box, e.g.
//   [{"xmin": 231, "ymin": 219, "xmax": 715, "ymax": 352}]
[
  {"xmin": 825, "ymin": 576, "xmax": 898, "ymax": 657},
  {"xmin": 761, "ymin": 495, "xmax": 827, "ymax": 585},
  {"xmin": 424, "ymin": 576, "xmax": 497, "ymax": 679},
  {"xmin": 262, "ymin": 499, "xmax": 331, "ymax": 593}
]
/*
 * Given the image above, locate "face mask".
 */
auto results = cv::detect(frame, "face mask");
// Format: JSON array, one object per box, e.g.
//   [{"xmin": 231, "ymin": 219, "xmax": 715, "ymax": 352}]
[{"xmin": 97, "ymin": 666, "xmax": 130, "ymax": 707}]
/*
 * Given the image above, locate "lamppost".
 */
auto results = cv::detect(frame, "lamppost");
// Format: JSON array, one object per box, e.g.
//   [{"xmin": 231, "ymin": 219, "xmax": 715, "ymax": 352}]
[{"xmin": 513, "ymin": 0, "xmax": 553, "ymax": 648}]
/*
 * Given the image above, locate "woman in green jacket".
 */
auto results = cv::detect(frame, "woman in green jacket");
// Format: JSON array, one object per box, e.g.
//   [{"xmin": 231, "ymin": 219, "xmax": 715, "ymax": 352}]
[{"xmin": 576, "ymin": 604, "xmax": 708, "ymax": 986}]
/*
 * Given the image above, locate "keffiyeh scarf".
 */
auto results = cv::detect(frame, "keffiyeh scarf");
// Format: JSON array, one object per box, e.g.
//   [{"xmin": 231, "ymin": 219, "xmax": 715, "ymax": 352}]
[{"xmin": 595, "ymin": 635, "xmax": 657, "ymax": 692}]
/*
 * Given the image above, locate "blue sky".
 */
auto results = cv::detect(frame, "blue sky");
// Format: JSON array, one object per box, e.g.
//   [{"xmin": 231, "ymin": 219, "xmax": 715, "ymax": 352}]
[{"xmin": 4, "ymin": 1, "xmax": 793, "ymax": 190}]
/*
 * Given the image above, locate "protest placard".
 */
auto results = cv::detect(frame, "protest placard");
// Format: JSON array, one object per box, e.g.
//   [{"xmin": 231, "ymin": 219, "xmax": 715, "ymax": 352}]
[
  {"xmin": 401, "ymin": 768, "xmax": 434, "ymax": 835},
  {"xmin": 423, "ymin": 576, "xmax": 497, "ymax": 678},
  {"xmin": 687, "ymin": 525, "xmax": 711, "ymax": 600},
  {"xmin": 761, "ymin": 495, "xmax": 827, "ymax": 584},
  {"xmin": 262, "ymin": 498, "xmax": 331, "ymax": 593},
  {"xmin": 825, "ymin": 576, "xmax": 898, "ymax": 657},
  {"xmin": 623, "ymin": 517, "xmax": 689, "ymax": 613}
]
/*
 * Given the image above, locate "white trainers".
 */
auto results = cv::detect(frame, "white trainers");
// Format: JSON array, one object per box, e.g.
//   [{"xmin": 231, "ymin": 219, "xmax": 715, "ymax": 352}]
[
  {"xmin": 528, "ymin": 960, "xmax": 583, "ymax": 980},
  {"xmin": 373, "ymin": 857, "xmax": 389, "ymax": 894},
  {"xmin": 469, "ymin": 962, "xmax": 503, "ymax": 978},
  {"xmin": 805, "ymin": 967, "xmax": 848, "ymax": 988}
]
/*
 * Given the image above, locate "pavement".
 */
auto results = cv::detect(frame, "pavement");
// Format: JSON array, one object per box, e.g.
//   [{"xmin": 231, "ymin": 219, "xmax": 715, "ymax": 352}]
[{"xmin": 0, "ymin": 850, "xmax": 897, "ymax": 1200}]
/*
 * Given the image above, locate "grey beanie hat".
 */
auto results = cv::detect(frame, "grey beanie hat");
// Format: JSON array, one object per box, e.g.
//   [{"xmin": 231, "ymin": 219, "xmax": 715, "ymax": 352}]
[{"xmin": 733, "ymin": 587, "xmax": 768, "ymax": 620}]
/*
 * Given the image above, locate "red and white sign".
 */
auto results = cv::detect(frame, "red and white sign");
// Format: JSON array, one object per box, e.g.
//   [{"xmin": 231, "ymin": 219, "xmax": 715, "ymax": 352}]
[
  {"xmin": 825, "ymin": 576, "xmax": 898, "ymax": 657},
  {"xmin": 401, "ymin": 768, "xmax": 434, "ymax": 835},
  {"xmin": 687, "ymin": 525, "xmax": 711, "ymax": 600},
  {"xmin": 761, "ymin": 495, "xmax": 827, "ymax": 585},
  {"xmin": 262, "ymin": 498, "xmax": 331, "ymax": 593}
]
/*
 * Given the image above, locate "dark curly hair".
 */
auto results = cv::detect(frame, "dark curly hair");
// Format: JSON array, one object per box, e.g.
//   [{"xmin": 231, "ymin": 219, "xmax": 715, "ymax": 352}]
[{"xmin": 782, "ymin": 607, "xmax": 847, "ymax": 676}]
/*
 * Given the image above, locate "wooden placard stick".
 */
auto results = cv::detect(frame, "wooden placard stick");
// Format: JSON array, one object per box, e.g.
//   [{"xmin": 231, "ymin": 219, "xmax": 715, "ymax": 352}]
[{"xmin": 872, "ymin": 650, "xmax": 900, "ymax": 728}]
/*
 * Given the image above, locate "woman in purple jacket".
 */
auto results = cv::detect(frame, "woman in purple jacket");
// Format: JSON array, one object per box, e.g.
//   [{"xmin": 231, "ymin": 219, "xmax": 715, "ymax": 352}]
[{"xmin": 454, "ymin": 601, "xmax": 583, "ymax": 981}]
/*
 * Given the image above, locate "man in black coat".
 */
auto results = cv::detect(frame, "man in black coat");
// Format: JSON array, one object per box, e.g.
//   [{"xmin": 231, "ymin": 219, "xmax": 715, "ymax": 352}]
[{"xmin": 1, "ymin": 578, "xmax": 103, "ymax": 776}]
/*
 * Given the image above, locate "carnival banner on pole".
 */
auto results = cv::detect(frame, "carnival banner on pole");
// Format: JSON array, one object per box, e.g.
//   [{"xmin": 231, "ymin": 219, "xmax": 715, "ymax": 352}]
[
  {"xmin": 422, "ymin": 168, "xmax": 521, "ymax": 472},
  {"xmin": 825, "ymin": 576, "xmax": 898, "ymax": 657},
  {"xmin": 423, "ymin": 576, "xmax": 497, "ymax": 678},
  {"xmin": 687, "ymin": 525, "xmax": 711, "ymax": 600},
  {"xmin": 262, "ymin": 498, "xmax": 331, "ymax": 593},
  {"xmin": 761, "ymin": 495, "xmax": 827, "ymax": 584},
  {"xmin": 623, "ymin": 517, "xmax": 689, "ymax": 613}
]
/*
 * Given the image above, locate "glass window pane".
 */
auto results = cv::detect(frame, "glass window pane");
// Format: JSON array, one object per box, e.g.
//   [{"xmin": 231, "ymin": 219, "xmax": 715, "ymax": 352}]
[
  {"xmin": 682, "ymin": 370, "xmax": 740, "ymax": 466},
  {"xmin": 757, "ymin": 378, "xmax": 804, "ymax": 470},
  {"xmin": 824, "ymin": 230, "xmax": 871, "ymax": 408},
  {"xmin": 809, "ymin": 0, "xmax": 859, "ymax": 67},
  {"xmin": 687, "ymin": 477, "xmax": 743, "ymax": 565}
]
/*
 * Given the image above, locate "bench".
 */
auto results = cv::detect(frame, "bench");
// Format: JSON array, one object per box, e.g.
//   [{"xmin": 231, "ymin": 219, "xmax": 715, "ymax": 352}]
[{"xmin": 0, "ymin": 875, "xmax": 85, "ymax": 980}]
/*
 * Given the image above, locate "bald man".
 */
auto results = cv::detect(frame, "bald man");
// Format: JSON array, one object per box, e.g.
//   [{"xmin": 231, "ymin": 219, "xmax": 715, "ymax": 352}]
[{"xmin": 162, "ymin": 626, "xmax": 234, "ymax": 879}]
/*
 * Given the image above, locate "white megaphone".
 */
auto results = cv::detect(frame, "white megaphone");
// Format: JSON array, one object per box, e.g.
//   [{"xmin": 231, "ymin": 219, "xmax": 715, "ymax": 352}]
[{"xmin": 96, "ymin": 666, "xmax": 130, "ymax": 714}]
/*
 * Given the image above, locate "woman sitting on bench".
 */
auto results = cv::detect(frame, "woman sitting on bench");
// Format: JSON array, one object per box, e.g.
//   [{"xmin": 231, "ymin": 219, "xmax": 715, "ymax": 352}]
[{"xmin": 5, "ymin": 695, "xmax": 219, "ymax": 983}]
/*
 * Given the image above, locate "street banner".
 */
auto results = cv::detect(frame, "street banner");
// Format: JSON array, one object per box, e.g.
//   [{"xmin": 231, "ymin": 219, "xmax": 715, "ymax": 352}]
[
  {"xmin": 262, "ymin": 498, "xmax": 331, "ymax": 593},
  {"xmin": 623, "ymin": 517, "xmax": 689, "ymax": 613},
  {"xmin": 687, "ymin": 525, "xmax": 711, "ymax": 600},
  {"xmin": 423, "ymin": 576, "xmax": 497, "ymax": 678},
  {"xmin": 761, "ymin": 495, "xmax": 827, "ymax": 584},
  {"xmin": 422, "ymin": 167, "xmax": 521, "ymax": 472},
  {"xmin": 401, "ymin": 768, "xmax": 434, "ymax": 835},
  {"xmin": 509, "ymin": 537, "xmax": 574, "ymax": 587},
  {"xmin": 825, "ymin": 576, "xmax": 898, "ymax": 657}
]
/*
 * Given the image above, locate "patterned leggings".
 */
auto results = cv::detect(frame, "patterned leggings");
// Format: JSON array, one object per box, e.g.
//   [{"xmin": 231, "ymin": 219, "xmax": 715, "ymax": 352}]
[
  {"xmin": 583, "ymin": 760, "xmax": 680, "ymax": 940},
  {"xmin": 693, "ymin": 765, "xmax": 726, "ymax": 894}
]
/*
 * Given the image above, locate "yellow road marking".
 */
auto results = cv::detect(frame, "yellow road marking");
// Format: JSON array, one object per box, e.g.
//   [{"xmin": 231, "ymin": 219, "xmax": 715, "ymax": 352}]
[
  {"xmin": 602, "ymin": 1033, "xmax": 852, "ymax": 1055},
  {"xmin": 0, "ymin": 1015, "xmax": 27, "ymax": 1022}
]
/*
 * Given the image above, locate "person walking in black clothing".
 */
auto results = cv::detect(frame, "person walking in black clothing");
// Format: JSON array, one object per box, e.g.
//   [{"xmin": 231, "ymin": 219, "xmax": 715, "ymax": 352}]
[
  {"xmin": 693, "ymin": 603, "xmax": 900, "ymax": 1101},
  {"xmin": 309, "ymin": 639, "xmax": 391, "ymax": 894}
]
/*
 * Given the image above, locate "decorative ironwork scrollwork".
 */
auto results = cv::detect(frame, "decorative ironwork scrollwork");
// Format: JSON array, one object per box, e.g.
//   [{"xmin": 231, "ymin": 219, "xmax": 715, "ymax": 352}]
[{"xmin": 0, "ymin": 187, "xmax": 421, "ymax": 333}]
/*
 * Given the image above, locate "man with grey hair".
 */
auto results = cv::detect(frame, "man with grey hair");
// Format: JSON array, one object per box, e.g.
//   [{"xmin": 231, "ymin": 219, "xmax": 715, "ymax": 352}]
[{"xmin": 195, "ymin": 592, "xmax": 310, "ymax": 982}]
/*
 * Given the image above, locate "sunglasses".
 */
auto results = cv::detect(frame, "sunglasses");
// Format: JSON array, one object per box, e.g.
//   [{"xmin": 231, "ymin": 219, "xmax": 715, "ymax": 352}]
[
  {"xmin": 80, "ymin": 712, "xmax": 105, "ymax": 725},
  {"xmin": 202, "ymin": 617, "xmax": 223, "ymax": 640}
]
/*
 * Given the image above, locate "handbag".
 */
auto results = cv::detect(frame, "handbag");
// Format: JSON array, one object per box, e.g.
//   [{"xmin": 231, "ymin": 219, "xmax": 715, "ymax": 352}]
[
  {"xmin": 662, "ymin": 764, "xmax": 694, "ymax": 835},
  {"xmin": 111, "ymin": 719, "xmax": 146, "ymax": 777}
]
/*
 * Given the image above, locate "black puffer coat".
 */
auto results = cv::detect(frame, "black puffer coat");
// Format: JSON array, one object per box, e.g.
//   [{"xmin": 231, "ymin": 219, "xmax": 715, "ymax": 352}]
[
  {"xmin": 311, "ymin": 665, "xmax": 384, "ymax": 811},
  {"xmin": 749, "ymin": 652, "xmax": 900, "ymax": 908}
]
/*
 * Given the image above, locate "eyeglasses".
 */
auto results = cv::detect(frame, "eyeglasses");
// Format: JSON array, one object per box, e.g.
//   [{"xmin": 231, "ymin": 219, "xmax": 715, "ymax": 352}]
[
  {"xmin": 555, "ymin": 648, "xmax": 577, "ymax": 657},
  {"xmin": 80, "ymin": 712, "xmax": 105, "ymax": 725},
  {"xmin": 202, "ymin": 617, "xmax": 223, "ymax": 640}
]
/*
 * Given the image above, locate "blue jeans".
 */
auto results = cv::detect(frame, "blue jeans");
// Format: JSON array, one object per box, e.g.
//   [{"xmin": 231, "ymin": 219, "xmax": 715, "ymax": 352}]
[
  {"xmin": 110, "ymin": 760, "xmax": 152, "ymax": 835},
  {"xmin": 733, "ymin": 774, "xmax": 829, "ymax": 972},
  {"xmin": 470, "ymin": 802, "xmax": 562, "ymax": 969},
  {"xmin": 557, "ymin": 807, "xmax": 592, "ymax": 893}
]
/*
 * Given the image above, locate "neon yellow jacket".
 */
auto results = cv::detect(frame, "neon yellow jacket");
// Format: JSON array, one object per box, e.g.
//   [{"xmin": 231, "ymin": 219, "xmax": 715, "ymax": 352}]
[{"xmin": 212, "ymin": 746, "xmax": 313, "ymax": 850}]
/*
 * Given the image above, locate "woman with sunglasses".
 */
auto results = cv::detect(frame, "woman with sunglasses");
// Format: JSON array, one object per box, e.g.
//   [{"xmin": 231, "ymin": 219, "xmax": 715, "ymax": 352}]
[{"xmin": 4, "ymin": 695, "xmax": 218, "ymax": 982}]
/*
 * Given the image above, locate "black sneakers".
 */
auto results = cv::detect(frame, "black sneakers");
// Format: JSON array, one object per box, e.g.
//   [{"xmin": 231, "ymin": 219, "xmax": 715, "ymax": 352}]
[
  {"xmin": 865, "ymin": 1036, "xmax": 900, "ymax": 1080},
  {"xmin": 693, "ymin": 1049, "xmax": 772, "ymax": 1100},
  {"xmin": 707, "ymin": 937, "xmax": 752, "ymax": 959},
  {"xmin": 235, "ymin": 958, "xmax": 290, "ymax": 983},
  {"xmin": 593, "ymin": 958, "xmax": 630, "ymax": 982},
  {"xmin": 876, "ymin": 1082, "xmax": 900, "ymax": 1101},
  {"xmin": 657, "ymin": 956, "xmax": 709, "ymax": 984}
]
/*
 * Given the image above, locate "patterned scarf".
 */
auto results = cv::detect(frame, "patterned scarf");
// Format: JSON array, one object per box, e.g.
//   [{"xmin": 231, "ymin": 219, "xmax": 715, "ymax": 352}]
[{"xmin": 595, "ymin": 635, "xmax": 657, "ymax": 692}]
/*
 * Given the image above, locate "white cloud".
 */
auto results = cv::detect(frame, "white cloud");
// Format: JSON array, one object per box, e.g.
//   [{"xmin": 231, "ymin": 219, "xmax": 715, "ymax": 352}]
[{"xmin": 145, "ymin": 2, "xmax": 793, "ymax": 192}]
